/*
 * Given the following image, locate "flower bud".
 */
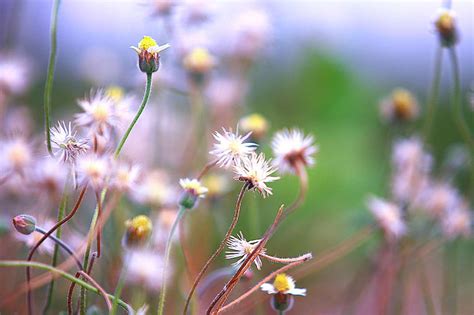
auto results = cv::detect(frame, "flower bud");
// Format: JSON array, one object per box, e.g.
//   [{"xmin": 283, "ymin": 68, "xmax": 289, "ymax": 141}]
[
  {"xmin": 178, "ymin": 178, "xmax": 208, "ymax": 209},
  {"xmin": 131, "ymin": 36, "xmax": 170, "ymax": 74},
  {"xmin": 123, "ymin": 215, "xmax": 153, "ymax": 248},
  {"xmin": 434, "ymin": 9, "xmax": 458, "ymax": 47},
  {"xmin": 183, "ymin": 47, "xmax": 215, "ymax": 85},
  {"xmin": 380, "ymin": 88, "xmax": 419, "ymax": 123},
  {"xmin": 12, "ymin": 214, "xmax": 37, "ymax": 235},
  {"xmin": 239, "ymin": 113, "xmax": 269, "ymax": 142}
]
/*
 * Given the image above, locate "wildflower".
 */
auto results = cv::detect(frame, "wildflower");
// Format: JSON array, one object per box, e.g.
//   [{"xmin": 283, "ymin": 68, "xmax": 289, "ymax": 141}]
[
  {"xmin": 134, "ymin": 170, "xmax": 176, "ymax": 208},
  {"xmin": 178, "ymin": 178, "xmax": 208, "ymax": 209},
  {"xmin": 131, "ymin": 36, "xmax": 170, "ymax": 74},
  {"xmin": 75, "ymin": 90, "xmax": 119, "ymax": 135},
  {"xmin": 261, "ymin": 273, "xmax": 306, "ymax": 312},
  {"xmin": 421, "ymin": 182, "xmax": 460, "ymax": 219},
  {"xmin": 226, "ymin": 232, "xmax": 264, "ymax": 270},
  {"xmin": 239, "ymin": 113, "xmax": 269, "ymax": 141},
  {"xmin": 202, "ymin": 173, "xmax": 232, "ymax": 198},
  {"xmin": 106, "ymin": 86, "xmax": 134, "ymax": 127},
  {"xmin": 125, "ymin": 249, "xmax": 170, "ymax": 291},
  {"xmin": 0, "ymin": 137, "xmax": 32, "ymax": 174},
  {"xmin": 32, "ymin": 157, "xmax": 68, "ymax": 194},
  {"xmin": 111, "ymin": 162, "xmax": 140, "ymax": 193},
  {"xmin": 442, "ymin": 206, "xmax": 471, "ymax": 239},
  {"xmin": 76, "ymin": 154, "xmax": 110, "ymax": 190},
  {"xmin": 0, "ymin": 54, "xmax": 30, "ymax": 95},
  {"xmin": 12, "ymin": 214, "xmax": 37, "ymax": 235},
  {"xmin": 234, "ymin": 152, "xmax": 279, "ymax": 197},
  {"xmin": 367, "ymin": 196, "xmax": 406, "ymax": 240},
  {"xmin": 210, "ymin": 128, "xmax": 257, "ymax": 168},
  {"xmin": 271, "ymin": 129, "xmax": 318, "ymax": 174},
  {"xmin": 183, "ymin": 47, "xmax": 215, "ymax": 75},
  {"xmin": 434, "ymin": 8, "xmax": 458, "ymax": 46},
  {"xmin": 50, "ymin": 121, "xmax": 89, "ymax": 163},
  {"xmin": 123, "ymin": 215, "xmax": 153, "ymax": 248},
  {"xmin": 379, "ymin": 88, "xmax": 420, "ymax": 123}
]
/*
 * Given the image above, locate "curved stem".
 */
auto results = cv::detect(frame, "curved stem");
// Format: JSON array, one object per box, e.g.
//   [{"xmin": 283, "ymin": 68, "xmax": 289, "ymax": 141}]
[
  {"xmin": 111, "ymin": 253, "xmax": 130, "ymax": 315},
  {"xmin": 114, "ymin": 72, "xmax": 153, "ymax": 158},
  {"xmin": 42, "ymin": 188, "xmax": 68, "ymax": 314},
  {"xmin": 423, "ymin": 45, "xmax": 443, "ymax": 140},
  {"xmin": 0, "ymin": 260, "xmax": 131, "ymax": 312},
  {"xmin": 95, "ymin": 191, "xmax": 102, "ymax": 258},
  {"xmin": 449, "ymin": 48, "xmax": 474, "ymax": 151},
  {"xmin": 183, "ymin": 183, "xmax": 248, "ymax": 315},
  {"xmin": 283, "ymin": 161, "xmax": 308, "ymax": 218},
  {"xmin": 44, "ymin": 0, "xmax": 61, "ymax": 155},
  {"xmin": 260, "ymin": 253, "xmax": 312, "ymax": 264},
  {"xmin": 35, "ymin": 227, "xmax": 83, "ymax": 270},
  {"xmin": 26, "ymin": 185, "xmax": 87, "ymax": 315},
  {"xmin": 220, "ymin": 253, "xmax": 312, "ymax": 313},
  {"xmin": 197, "ymin": 160, "xmax": 218, "ymax": 180},
  {"xmin": 78, "ymin": 270, "xmax": 112, "ymax": 311},
  {"xmin": 157, "ymin": 206, "xmax": 187, "ymax": 315}
]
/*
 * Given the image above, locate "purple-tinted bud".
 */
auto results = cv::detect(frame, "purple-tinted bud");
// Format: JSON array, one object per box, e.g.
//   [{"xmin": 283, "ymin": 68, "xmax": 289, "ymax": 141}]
[{"xmin": 12, "ymin": 214, "xmax": 37, "ymax": 235}]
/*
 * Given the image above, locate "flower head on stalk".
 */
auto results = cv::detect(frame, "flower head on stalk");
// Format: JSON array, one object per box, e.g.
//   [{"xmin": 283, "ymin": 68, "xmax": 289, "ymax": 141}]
[
  {"xmin": 239, "ymin": 113, "xmax": 269, "ymax": 142},
  {"xmin": 131, "ymin": 36, "xmax": 170, "ymax": 74},
  {"xmin": 442, "ymin": 206, "xmax": 471, "ymax": 239},
  {"xmin": 261, "ymin": 273, "xmax": 306, "ymax": 312},
  {"xmin": 183, "ymin": 47, "xmax": 216, "ymax": 84},
  {"xmin": 76, "ymin": 153, "xmax": 110, "ymax": 190},
  {"xmin": 50, "ymin": 121, "xmax": 89, "ymax": 163},
  {"xmin": 75, "ymin": 90, "xmax": 120, "ymax": 136},
  {"xmin": 179, "ymin": 178, "xmax": 208, "ymax": 209},
  {"xmin": 226, "ymin": 231, "xmax": 264, "ymax": 270},
  {"xmin": 111, "ymin": 162, "xmax": 141, "ymax": 193},
  {"xmin": 379, "ymin": 88, "xmax": 420, "ymax": 123},
  {"xmin": 234, "ymin": 152, "xmax": 279, "ymax": 197},
  {"xmin": 12, "ymin": 214, "xmax": 37, "ymax": 235},
  {"xmin": 123, "ymin": 215, "xmax": 153, "ymax": 249},
  {"xmin": 0, "ymin": 136, "xmax": 33, "ymax": 174},
  {"xmin": 271, "ymin": 128, "xmax": 318, "ymax": 174},
  {"xmin": 210, "ymin": 127, "xmax": 257, "ymax": 168},
  {"xmin": 367, "ymin": 196, "xmax": 406, "ymax": 240},
  {"xmin": 434, "ymin": 8, "xmax": 458, "ymax": 47}
]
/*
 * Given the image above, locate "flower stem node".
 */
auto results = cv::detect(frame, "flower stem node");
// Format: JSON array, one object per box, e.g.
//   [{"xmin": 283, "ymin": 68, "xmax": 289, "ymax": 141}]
[
  {"xmin": 131, "ymin": 36, "xmax": 170, "ymax": 74},
  {"xmin": 123, "ymin": 215, "xmax": 153, "ymax": 249},
  {"xmin": 179, "ymin": 178, "xmax": 208, "ymax": 209},
  {"xmin": 12, "ymin": 214, "xmax": 37, "ymax": 235},
  {"xmin": 435, "ymin": 9, "xmax": 458, "ymax": 47}
]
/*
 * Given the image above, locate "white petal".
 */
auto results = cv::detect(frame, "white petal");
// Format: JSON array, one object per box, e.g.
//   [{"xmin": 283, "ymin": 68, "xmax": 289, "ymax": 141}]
[
  {"xmin": 287, "ymin": 288, "xmax": 306, "ymax": 296},
  {"xmin": 260, "ymin": 283, "xmax": 277, "ymax": 294}
]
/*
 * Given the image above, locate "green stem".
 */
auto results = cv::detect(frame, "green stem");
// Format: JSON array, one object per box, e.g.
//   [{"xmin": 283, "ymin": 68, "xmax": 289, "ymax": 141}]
[
  {"xmin": 44, "ymin": 0, "xmax": 61, "ymax": 155},
  {"xmin": 42, "ymin": 189, "xmax": 68, "ymax": 314},
  {"xmin": 0, "ymin": 260, "xmax": 131, "ymax": 312},
  {"xmin": 157, "ymin": 206, "xmax": 187, "ymax": 315},
  {"xmin": 114, "ymin": 72, "xmax": 153, "ymax": 158},
  {"xmin": 111, "ymin": 253, "xmax": 130, "ymax": 315},
  {"xmin": 423, "ymin": 45, "xmax": 443, "ymax": 140},
  {"xmin": 449, "ymin": 48, "xmax": 474, "ymax": 152}
]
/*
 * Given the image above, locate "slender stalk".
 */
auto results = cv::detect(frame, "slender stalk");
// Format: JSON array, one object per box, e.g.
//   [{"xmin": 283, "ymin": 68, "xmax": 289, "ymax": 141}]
[
  {"xmin": 418, "ymin": 259, "xmax": 437, "ymax": 315},
  {"xmin": 35, "ymin": 227, "xmax": 83, "ymax": 270},
  {"xmin": 449, "ymin": 48, "xmax": 474, "ymax": 151},
  {"xmin": 95, "ymin": 191, "xmax": 102, "ymax": 257},
  {"xmin": 42, "ymin": 188, "xmax": 68, "ymax": 314},
  {"xmin": 0, "ymin": 260, "xmax": 131, "ymax": 312},
  {"xmin": 114, "ymin": 72, "xmax": 153, "ymax": 158},
  {"xmin": 220, "ymin": 254, "xmax": 312, "ymax": 313},
  {"xmin": 260, "ymin": 253, "xmax": 311, "ymax": 264},
  {"xmin": 78, "ymin": 271, "xmax": 112, "ymax": 311},
  {"xmin": 183, "ymin": 183, "xmax": 248, "ymax": 315},
  {"xmin": 111, "ymin": 253, "xmax": 130, "ymax": 315},
  {"xmin": 423, "ymin": 45, "xmax": 443, "ymax": 140},
  {"xmin": 26, "ymin": 185, "xmax": 87, "ymax": 315},
  {"xmin": 44, "ymin": 0, "xmax": 61, "ymax": 155},
  {"xmin": 196, "ymin": 159, "xmax": 218, "ymax": 180},
  {"xmin": 157, "ymin": 205, "xmax": 187, "ymax": 315}
]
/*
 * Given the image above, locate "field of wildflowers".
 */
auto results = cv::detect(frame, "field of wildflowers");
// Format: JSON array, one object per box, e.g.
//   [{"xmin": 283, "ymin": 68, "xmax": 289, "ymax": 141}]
[{"xmin": 0, "ymin": 0, "xmax": 473, "ymax": 314}]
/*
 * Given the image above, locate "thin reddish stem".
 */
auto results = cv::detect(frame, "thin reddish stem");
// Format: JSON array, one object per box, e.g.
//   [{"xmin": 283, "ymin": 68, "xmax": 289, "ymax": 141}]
[{"xmin": 78, "ymin": 270, "xmax": 112, "ymax": 311}]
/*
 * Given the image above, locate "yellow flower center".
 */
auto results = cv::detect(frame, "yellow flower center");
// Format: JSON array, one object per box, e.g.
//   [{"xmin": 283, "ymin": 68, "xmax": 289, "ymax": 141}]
[
  {"xmin": 184, "ymin": 47, "xmax": 214, "ymax": 72},
  {"xmin": 106, "ymin": 86, "xmax": 124, "ymax": 102},
  {"xmin": 92, "ymin": 103, "xmax": 110, "ymax": 122},
  {"xmin": 438, "ymin": 13, "xmax": 454, "ymax": 31},
  {"xmin": 273, "ymin": 273, "xmax": 291, "ymax": 292},
  {"xmin": 228, "ymin": 139, "xmax": 241, "ymax": 154},
  {"xmin": 126, "ymin": 215, "xmax": 153, "ymax": 238},
  {"xmin": 138, "ymin": 36, "xmax": 158, "ymax": 51},
  {"xmin": 240, "ymin": 113, "xmax": 268, "ymax": 135}
]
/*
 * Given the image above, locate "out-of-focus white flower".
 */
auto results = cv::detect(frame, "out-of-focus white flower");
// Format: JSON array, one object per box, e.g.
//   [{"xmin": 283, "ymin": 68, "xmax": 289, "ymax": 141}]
[
  {"xmin": 50, "ymin": 121, "xmax": 89, "ymax": 163},
  {"xmin": 76, "ymin": 154, "xmax": 110, "ymax": 190},
  {"xmin": 210, "ymin": 128, "xmax": 257, "ymax": 168},
  {"xmin": 442, "ymin": 206, "xmax": 471, "ymax": 239},
  {"xmin": 379, "ymin": 88, "xmax": 419, "ymax": 123},
  {"xmin": 14, "ymin": 219, "xmax": 55, "ymax": 255},
  {"xmin": 106, "ymin": 86, "xmax": 134, "ymax": 129},
  {"xmin": 125, "ymin": 249, "xmax": 170, "ymax": 291},
  {"xmin": 271, "ymin": 129, "xmax": 318, "ymax": 174},
  {"xmin": 420, "ymin": 182, "xmax": 461, "ymax": 219},
  {"xmin": 134, "ymin": 170, "xmax": 176, "ymax": 208},
  {"xmin": 392, "ymin": 137, "xmax": 431, "ymax": 172},
  {"xmin": 75, "ymin": 91, "xmax": 120, "ymax": 135},
  {"xmin": 367, "ymin": 196, "xmax": 406, "ymax": 240},
  {"xmin": 0, "ymin": 137, "xmax": 33, "ymax": 174},
  {"xmin": 32, "ymin": 157, "xmax": 68, "ymax": 194},
  {"xmin": 3, "ymin": 106, "xmax": 34, "ymax": 136},
  {"xmin": 260, "ymin": 273, "xmax": 306, "ymax": 296},
  {"xmin": 232, "ymin": 9, "xmax": 271, "ymax": 60},
  {"xmin": 226, "ymin": 231, "xmax": 264, "ymax": 270},
  {"xmin": 234, "ymin": 152, "xmax": 279, "ymax": 197},
  {"xmin": 0, "ymin": 54, "xmax": 31, "ymax": 95},
  {"xmin": 111, "ymin": 162, "xmax": 140, "ymax": 193}
]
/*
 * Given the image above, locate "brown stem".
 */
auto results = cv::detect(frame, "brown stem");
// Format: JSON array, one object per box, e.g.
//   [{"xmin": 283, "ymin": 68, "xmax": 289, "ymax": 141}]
[
  {"xmin": 197, "ymin": 159, "xmax": 218, "ymax": 180},
  {"xmin": 284, "ymin": 160, "xmax": 308, "ymax": 218},
  {"xmin": 183, "ymin": 183, "xmax": 249, "ymax": 315},
  {"xmin": 67, "ymin": 271, "xmax": 81, "ymax": 315},
  {"xmin": 207, "ymin": 205, "xmax": 285, "ymax": 315},
  {"xmin": 219, "ymin": 253, "xmax": 312, "ymax": 313},
  {"xmin": 260, "ymin": 253, "xmax": 311, "ymax": 264},
  {"xmin": 78, "ymin": 270, "xmax": 112, "ymax": 311},
  {"xmin": 26, "ymin": 185, "xmax": 87, "ymax": 315},
  {"xmin": 179, "ymin": 212, "xmax": 194, "ymax": 280}
]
